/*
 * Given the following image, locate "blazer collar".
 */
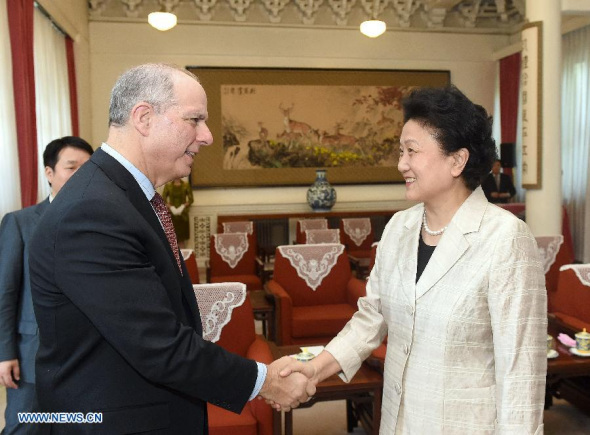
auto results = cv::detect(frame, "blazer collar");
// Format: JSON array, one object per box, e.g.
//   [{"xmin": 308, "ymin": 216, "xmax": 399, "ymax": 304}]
[{"xmin": 400, "ymin": 187, "xmax": 489, "ymax": 301}]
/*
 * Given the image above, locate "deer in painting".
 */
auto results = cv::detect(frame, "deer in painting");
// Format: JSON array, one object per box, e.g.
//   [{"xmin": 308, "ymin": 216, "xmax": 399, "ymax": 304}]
[
  {"xmin": 279, "ymin": 103, "xmax": 314, "ymax": 137},
  {"xmin": 320, "ymin": 129, "xmax": 358, "ymax": 149},
  {"xmin": 258, "ymin": 122, "xmax": 269, "ymax": 143}
]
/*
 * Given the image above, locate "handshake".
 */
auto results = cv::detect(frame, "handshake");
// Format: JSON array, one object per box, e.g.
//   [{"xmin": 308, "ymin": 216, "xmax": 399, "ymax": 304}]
[{"xmin": 258, "ymin": 356, "xmax": 319, "ymax": 412}]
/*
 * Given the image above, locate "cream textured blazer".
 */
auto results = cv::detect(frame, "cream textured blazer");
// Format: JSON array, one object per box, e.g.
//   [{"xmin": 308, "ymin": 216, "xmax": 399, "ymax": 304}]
[{"xmin": 326, "ymin": 188, "xmax": 547, "ymax": 434}]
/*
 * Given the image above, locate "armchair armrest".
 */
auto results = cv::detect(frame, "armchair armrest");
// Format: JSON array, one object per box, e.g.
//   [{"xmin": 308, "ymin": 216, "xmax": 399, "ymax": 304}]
[
  {"xmin": 266, "ymin": 280, "xmax": 293, "ymax": 345},
  {"xmin": 346, "ymin": 277, "xmax": 367, "ymax": 307},
  {"xmin": 246, "ymin": 335, "xmax": 274, "ymax": 435}
]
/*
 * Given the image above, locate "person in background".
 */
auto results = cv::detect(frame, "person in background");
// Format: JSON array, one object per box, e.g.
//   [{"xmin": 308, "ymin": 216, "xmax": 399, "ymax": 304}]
[
  {"xmin": 162, "ymin": 178, "xmax": 193, "ymax": 248},
  {"xmin": 28, "ymin": 63, "xmax": 314, "ymax": 434},
  {"xmin": 279, "ymin": 86, "xmax": 547, "ymax": 434},
  {"xmin": 0, "ymin": 136, "xmax": 93, "ymax": 434},
  {"xmin": 481, "ymin": 158, "xmax": 516, "ymax": 203}
]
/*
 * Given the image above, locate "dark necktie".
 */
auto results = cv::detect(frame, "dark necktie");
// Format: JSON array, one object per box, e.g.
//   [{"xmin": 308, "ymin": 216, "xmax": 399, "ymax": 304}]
[{"xmin": 150, "ymin": 192, "xmax": 182, "ymax": 274}]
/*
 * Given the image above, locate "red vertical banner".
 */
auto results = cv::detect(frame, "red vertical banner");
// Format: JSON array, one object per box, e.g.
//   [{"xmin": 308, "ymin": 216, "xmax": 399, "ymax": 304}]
[
  {"xmin": 499, "ymin": 53, "xmax": 521, "ymax": 144},
  {"xmin": 499, "ymin": 52, "xmax": 521, "ymax": 179},
  {"xmin": 8, "ymin": 0, "xmax": 38, "ymax": 207},
  {"xmin": 66, "ymin": 36, "xmax": 79, "ymax": 137}
]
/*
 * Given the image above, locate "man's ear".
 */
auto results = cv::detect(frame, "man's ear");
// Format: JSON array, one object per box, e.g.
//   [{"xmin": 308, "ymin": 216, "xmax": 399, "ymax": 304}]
[
  {"xmin": 44, "ymin": 166, "xmax": 54, "ymax": 186},
  {"xmin": 451, "ymin": 148, "xmax": 469, "ymax": 177},
  {"xmin": 130, "ymin": 102, "xmax": 153, "ymax": 137}
]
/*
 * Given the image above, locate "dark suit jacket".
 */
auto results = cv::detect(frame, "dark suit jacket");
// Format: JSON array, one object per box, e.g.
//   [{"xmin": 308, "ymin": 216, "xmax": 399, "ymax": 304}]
[
  {"xmin": 481, "ymin": 172, "xmax": 516, "ymax": 204},
  {"xmin": 0, "ymin": 199, "xmax": 49, "ymax": 382},
  {"xmin": 29, "ymin": 149, "xmax": 257, "ymax": 434}
]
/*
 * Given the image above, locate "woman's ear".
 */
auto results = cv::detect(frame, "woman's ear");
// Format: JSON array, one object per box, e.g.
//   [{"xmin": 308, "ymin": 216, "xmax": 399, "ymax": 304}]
[{"xmin": 451, "ymin": 148, "xmax": 469, "ymax": 177}]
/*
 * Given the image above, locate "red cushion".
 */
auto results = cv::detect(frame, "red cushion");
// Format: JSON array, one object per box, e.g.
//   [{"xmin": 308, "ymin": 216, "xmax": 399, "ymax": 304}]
[
  {"xmin": 339, "ymin": 220, "xmax": 375, "ymax": 251},
  {"xmin": 210, "ymin": 234, "xmax": 258, "ymax": 277},
  {"xmin": 215, "ymin": 297, "xmax": 256, "ymax": 357},
  {"xmin": 184, "ymin": 254, "xmax": 200, "ymax": 284},
  {"xmin": 207, "ymin": 403, "xmax": 257, "ymax": 435},
  {"xmin": 273, "ymin": 249, "xmax": 351, "ymax": 306},
  {"xmin": 291, "ymin": 304, "xmax": 356, "ymax": 339},
  {"xmin": 551, "ymin": 268, "xmax": 590, "ymax": 327}
]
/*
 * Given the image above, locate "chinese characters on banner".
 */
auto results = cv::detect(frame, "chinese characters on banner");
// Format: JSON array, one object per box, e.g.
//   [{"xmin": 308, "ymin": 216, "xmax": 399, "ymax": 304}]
[{"xmin": 521, "ymin": 22, "xmax": 543, "ymax": 188}]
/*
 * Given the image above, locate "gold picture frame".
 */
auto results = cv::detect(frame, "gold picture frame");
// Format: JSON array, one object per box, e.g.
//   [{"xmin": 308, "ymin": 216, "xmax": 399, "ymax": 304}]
[
  {"xmin": 521, "ymin": 21, "xmax": 543, "ymax": 189},
  {"xmin": 187, "ymin": 67, "xmax": 451, "ymax": 187}
]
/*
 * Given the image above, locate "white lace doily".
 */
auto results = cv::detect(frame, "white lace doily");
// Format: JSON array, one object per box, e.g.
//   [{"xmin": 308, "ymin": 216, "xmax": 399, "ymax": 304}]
[
  {"xmin": 193, "ymin": 283, "xmax": 246, "ymax": 342},
  {"xmin": 299, "ymin": 219, "xmax": 328, "ymax": 232},
  {"xmin": 535, "ymin": 235, "xmax": 564, "ymax": 274},
  {"xmin": 306, "ymin": 229, "xmax": 340, "ymax": 244},
  {"xmin": 560, "ymin": 264, "xmax": 590, "ymax": 287},
  {"xmin": 222, "ymin": 221, "xmax": 254, "ymax": 235},
  {"xmin": 180, "ymin": 249, "xmax": 193, "ymax": 260},
  {"xmin": 277, "ymin": 243, "xmax": 345, "ymax": 291},
  {"xmin": 213, "ymin": 233, "xmax": 249, "ymax": 268},
  {"xmin": 342, "ymin": 218, "xmax": 371, "ymax": 247}
]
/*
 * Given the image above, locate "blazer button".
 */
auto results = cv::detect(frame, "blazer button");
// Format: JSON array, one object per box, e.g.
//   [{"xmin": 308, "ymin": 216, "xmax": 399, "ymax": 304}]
[
  {"xmin": 395, "ymin": 382, "xmax": 402, "ymax": 395},
  {"xmin": 406, "ymin": 305, "xmax": 414, "ymax": 316},
  {"xmin": 403, "ymin": 344, "xmax": 409, "ymax": 355}
]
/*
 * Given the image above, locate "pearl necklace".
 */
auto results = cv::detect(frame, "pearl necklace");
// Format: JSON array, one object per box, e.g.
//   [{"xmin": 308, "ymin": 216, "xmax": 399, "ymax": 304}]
[{"xmin": 422, "ymin": 210, "xmax": 447, "ymax": 236}]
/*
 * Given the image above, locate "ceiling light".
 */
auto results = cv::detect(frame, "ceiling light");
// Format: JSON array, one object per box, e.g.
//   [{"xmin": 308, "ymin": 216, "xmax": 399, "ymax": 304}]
[
  {"xmin": 148, "ymin": 11, "xmax": 177, "ymax": 31},
  {"xmin": 360, "ymin": 20, "xmax": 386, "ymax": 38}
]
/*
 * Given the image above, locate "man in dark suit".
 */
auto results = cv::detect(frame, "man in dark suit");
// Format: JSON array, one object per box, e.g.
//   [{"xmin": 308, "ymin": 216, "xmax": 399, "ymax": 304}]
[
  {"xmin": 0, "ymin": 137, "xmax": 93, "ymax": 434},
  {"xmin": 29, "ymin": 64, "xmax": 313, "ymax": 434},
  {"xmin": 481, "ymin": 159, "xmax": 516, "ymax": 203}
]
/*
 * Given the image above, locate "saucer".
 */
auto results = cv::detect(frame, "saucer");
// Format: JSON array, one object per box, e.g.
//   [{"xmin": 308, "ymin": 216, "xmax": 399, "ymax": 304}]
[
  {"xmin": 547, "ymin": 349, "xmax": 559, "ymax": 359},
  {"xmin": 569, "ymin": 347, "xmax": 590, "ymax": 357}
]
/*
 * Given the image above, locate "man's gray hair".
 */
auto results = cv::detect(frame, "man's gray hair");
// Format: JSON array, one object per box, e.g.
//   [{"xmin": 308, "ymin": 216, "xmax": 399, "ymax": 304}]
[{"xmin": 108, "ymin": 63, "xmax": 199, "ymax": 127}]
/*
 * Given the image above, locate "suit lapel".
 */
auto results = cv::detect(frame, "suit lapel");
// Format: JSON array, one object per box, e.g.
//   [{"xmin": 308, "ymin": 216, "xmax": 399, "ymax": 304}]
[
  {"xmin": 416, "ymin": 187, "xmax": 488, "ymax": 300},
  {"xmin": 91, "ymin": 149, "xmax": 200, "ymax": 324}
]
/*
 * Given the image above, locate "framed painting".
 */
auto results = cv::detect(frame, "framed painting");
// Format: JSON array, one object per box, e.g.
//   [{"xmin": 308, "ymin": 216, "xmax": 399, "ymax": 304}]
[{"xmin": 187, "ymin": 67, "xmax": 451, "ymax": 187}]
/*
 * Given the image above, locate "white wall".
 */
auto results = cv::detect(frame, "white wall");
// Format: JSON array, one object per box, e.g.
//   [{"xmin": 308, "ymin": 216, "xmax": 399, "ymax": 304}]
[{"xmin": 89, "ymin": 22, "xmax": 510, "ymax": 208}]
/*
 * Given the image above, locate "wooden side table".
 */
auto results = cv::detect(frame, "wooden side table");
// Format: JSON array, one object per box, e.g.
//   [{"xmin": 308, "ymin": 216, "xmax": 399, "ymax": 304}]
[
  {"xmin": 248, "ymin": 290, "xmax": 275, "ymax": 342},
  {"xmin": 270, "ymin": 343, "xmax": 383, "ymax": 435}
]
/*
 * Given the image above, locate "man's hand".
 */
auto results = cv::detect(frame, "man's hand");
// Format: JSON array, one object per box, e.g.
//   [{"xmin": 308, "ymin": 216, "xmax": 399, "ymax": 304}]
[
  {"xmin": 258, "ymin": 356, "xmax": 317, "ymax": 412},
  {"xmin": 0, "ymin": 359, "xmax": 20, "ymax": 389}
]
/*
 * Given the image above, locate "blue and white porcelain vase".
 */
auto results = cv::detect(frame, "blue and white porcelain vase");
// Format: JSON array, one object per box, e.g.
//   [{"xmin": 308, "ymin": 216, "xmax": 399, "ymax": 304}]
[{"xmin": 307, "ymin": 169, "xmax": 336, "ymax": 212}]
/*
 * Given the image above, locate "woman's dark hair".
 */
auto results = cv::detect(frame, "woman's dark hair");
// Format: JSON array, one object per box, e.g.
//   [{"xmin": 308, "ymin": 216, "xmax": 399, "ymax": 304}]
[{"xmin": 402, "ymin": 85, "xmax": 497, "ymax": 190}]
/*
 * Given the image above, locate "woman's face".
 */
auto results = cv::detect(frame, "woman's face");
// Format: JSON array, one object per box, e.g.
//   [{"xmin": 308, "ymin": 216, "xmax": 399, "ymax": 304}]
[{"xmin": 397, "ymin": 119, "xmax": 459, "ymax": 204}]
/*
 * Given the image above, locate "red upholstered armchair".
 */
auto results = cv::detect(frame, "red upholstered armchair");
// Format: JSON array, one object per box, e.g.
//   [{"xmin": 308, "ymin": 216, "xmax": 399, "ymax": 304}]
[
  {"xmin": 550, "ymin": 264, "xmax": 590, "ymax": 333},
  {"xmin": 181, "ymin": 249, "xmax": 200, "ymax": 284},
  {"xmin": 193, "ymin": 283, "xmax": 273, "ymax": 435},
  {"xmin": 267, "ymin": 243, "xmax": 366, "ymax": 345},
  {"xmin": 295, "ymin": 218, "xmax": 328, "ymax": 244},
  {"xmin": 535, "ymin": 233, "xmax": 575, "ymax": 312},
  {"xmin": 340, "ymin": 218, "xmax": 375, "ymax": 259},
  {"xmin": 208, "ymin": 233, "xmax": 262, "ymax": 291},
  {"xmin": 304, "ymin": 228, "xmax": 340, "ymax": 244}
]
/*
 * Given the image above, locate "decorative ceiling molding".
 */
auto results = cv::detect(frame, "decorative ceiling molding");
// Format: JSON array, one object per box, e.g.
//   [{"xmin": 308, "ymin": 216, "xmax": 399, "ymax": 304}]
[{"xmin": 88, "ymin": 0, "xmax": 525, "ymax": 33}]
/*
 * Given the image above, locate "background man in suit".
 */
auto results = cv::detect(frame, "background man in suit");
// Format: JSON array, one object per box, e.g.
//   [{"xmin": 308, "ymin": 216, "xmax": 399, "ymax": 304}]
[
  {"xmin": 0, "ymin": 137, "xmax": 93, "ymax": 434},
  {"xmin": 481, "ymin": 159, "xmax": 516, "ymax": 203},
  {"xmin": 29, "ymin": 63, "xmax": 314, "ymax": 434}
]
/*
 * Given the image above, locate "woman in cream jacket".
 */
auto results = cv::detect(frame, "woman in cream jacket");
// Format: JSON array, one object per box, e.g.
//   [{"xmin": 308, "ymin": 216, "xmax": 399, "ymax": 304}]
[{"xmin": 280, "ymin": 86, "xmax": 547, "ymax": 434}]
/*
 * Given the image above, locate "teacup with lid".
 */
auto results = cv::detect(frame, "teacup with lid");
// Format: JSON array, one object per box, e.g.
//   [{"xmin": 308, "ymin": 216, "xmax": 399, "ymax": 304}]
[{"xmin": 575, "ymin": 328, "xmax": 590, "ymax": 354}]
